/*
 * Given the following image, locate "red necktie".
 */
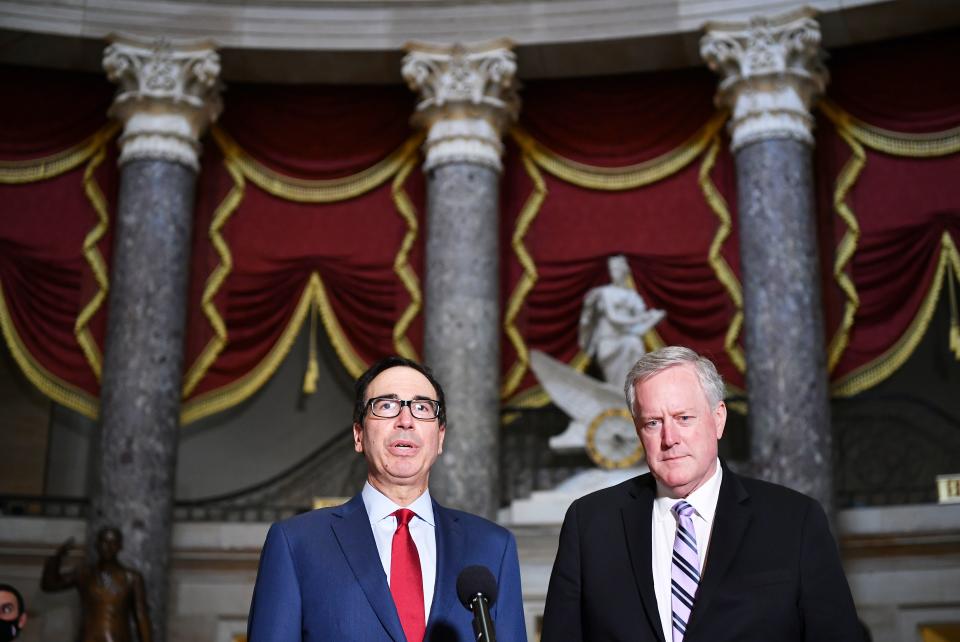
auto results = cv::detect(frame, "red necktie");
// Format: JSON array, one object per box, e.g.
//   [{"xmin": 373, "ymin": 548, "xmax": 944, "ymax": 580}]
[{"xmin": 390, "ymin": 508, "xmax": 425, "ymax": 642}]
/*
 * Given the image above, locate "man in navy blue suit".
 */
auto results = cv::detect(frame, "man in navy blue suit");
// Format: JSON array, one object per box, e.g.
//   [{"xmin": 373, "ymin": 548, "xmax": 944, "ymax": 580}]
[{"xmin": 247, "ymin": 356, "xmax": 527, "ymax": 642}]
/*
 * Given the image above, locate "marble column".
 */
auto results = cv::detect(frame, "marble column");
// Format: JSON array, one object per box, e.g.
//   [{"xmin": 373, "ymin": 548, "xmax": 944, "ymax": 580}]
[
  {"xmin": 701, "ymin": 11, "xmax": 835, "ymax": 515},
  {"xmin": 402, "ymin": 42, "xmax": 519, "ymax": 519},
  {"xmin": 89, "ymin": 37, "xmax": 221, "ymax": 642}
]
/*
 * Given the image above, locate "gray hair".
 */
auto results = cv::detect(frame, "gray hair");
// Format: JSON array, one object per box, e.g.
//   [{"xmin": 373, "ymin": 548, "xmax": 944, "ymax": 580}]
[{"xmin": 624, "ymin": 346, "xmax": 725, "ymax": 415}]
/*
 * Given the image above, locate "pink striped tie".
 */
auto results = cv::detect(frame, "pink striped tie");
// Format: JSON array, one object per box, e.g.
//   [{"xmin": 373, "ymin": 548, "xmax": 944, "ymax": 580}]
[{"xmin": 671, "ymin": 500, "xmax": 699, "ymax": 642}]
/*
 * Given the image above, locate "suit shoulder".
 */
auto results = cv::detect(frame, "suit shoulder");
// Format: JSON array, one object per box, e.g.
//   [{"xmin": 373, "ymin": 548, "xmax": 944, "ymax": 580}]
[
  {"xmin": 270, "ymin": 500, "xmax": 353, "ymax": 538},
  {"xmin": 734, "ymin": 472, "xmax": 822, "ymax": 511},
  {"xmin": 442, "ymin": 507, "xmax": 515, "ymax": 541},
  {"xmin": 567, "ymin": 472, "xmax": 654, "ymax": 513}
]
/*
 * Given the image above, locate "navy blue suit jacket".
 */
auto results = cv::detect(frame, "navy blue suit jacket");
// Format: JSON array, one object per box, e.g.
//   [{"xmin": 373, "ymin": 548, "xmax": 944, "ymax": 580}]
[{"xmin": 247, "ymin": 494, "xmax": 528, "ymax": 641}]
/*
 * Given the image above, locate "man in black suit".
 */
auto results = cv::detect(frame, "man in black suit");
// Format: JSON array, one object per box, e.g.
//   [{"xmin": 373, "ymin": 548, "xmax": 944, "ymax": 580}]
[{"xmin": 541, "ymin": 346, "xmax": 862, "ymax": 642}]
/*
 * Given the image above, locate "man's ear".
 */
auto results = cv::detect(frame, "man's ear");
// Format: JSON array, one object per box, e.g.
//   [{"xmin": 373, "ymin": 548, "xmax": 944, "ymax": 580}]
[
  {"xmin": 352, "ymin": 422, "xmax": 364, "ymax": 453},
  {"xmin": 437, "ymin": 423, "xmax": 445, "ymax": 455},
  {"xmin": 17, "ymin": 612, "xmax": 26, "ymax": 629},
  {"xmin": 714, "ymin": 401, "xmax": 727, "ymax": 440}
]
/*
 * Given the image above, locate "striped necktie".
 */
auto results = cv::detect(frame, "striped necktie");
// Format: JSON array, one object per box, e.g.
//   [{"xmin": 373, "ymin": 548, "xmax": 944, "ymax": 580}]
[{"xmin": 671, "ymin": 500, "xmax": 700, "ymax": 642}]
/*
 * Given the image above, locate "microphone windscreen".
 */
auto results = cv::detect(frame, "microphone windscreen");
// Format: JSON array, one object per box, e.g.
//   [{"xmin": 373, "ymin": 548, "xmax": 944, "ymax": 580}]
[{"xmin": 456, "ymin": 565, "xmax": 499, "ymax": 609}]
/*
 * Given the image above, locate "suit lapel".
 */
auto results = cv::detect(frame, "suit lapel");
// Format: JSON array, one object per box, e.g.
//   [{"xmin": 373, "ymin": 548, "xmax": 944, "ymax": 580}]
[
  {"xmin": 622, "ymin": 475, "xmax": 667, "ymax": 642},
  {"xmin": 426, "ymin": 500, "xmax": 463, "ymax": 635},
  {"xmin": 685, "ymin": 467, "xmax": 752, "ymax": 641},
  {"xmin": 331, "ymin": 495, "xmax": 407, "ymax": 642}
]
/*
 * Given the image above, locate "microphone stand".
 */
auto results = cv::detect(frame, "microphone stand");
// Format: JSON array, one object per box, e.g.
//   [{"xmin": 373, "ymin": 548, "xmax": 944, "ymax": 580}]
[{"xmin": 468, "ymin": 593, "xmax": 497, "ymax": 642}]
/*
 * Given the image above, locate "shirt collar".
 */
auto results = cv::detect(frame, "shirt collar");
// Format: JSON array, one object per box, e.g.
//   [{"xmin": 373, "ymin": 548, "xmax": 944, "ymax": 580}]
[
  {"xmin": 361, "ymin": 481, "xmax": 436, "ymax": 527},
  {"xmin": 653, "ymin": 458, "xmax": 723, "ymax": 522}
]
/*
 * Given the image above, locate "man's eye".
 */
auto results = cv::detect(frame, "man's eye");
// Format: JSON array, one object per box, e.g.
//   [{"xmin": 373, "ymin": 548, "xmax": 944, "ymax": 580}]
[
  {"xmin": 413, "ymin": 402, "xmax": 428, "ymax": 412},
  {"xmin": 644, "ymin": 420, "xmax": 661, "ymax": 430},
  {"xmin": 376, "ymin": 400, "xmax": 398, "ymax": 411}
]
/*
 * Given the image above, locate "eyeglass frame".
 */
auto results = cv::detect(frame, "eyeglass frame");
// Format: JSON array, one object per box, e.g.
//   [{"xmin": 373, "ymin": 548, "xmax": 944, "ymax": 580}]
[{"xmin": 363, "ymin": 396, "xmax": 442, "ymax": 421}]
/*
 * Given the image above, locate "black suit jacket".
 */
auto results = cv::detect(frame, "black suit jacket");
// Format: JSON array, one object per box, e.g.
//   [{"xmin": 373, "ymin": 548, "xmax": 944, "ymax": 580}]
[{"xmin": 541, "ymin": 466, "xmax": 863, "ymax": 642}]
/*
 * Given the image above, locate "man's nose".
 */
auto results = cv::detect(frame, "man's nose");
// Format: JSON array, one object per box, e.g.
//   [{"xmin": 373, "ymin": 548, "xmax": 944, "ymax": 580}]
[
  {"xmin": 661, "ymin": 419, "xmax": 679, "ymax": 447},
  {"xmin": 395, "ymin": 404, "xmax": 416, "ymax": 427}
]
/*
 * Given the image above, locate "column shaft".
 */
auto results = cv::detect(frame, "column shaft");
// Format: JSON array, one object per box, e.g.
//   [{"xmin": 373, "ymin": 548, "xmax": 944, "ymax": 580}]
[
  {"xmin": 735, "ymin": 138, "xmax": 833, "ymax": 514},
  {"xmin": 90, "ymin": 159, "xmax": 196, "ymax": 641},
  {"xmin": 89, "ymin": 38, "xmax": 221, "ymax": 642},
  {"xmin": 701, "ymin": 9, "xmax": 834, "ymax": 515},
  {"xmin": 424, "ymin": 163, "xmax": 501, "ymax": 518},
  {"xmin": 403, "ymin": 40, "xmax": 518, "ymax": 520}
]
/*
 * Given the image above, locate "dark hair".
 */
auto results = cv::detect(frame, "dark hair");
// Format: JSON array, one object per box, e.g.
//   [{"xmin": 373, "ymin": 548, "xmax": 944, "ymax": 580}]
[
  {"xmin": 0, "ymin": 583, "xmax": 24, "ymax": 617},
  {"xmin": 353, "ymin": 356, "xmax": 446, "ymax": 426}
]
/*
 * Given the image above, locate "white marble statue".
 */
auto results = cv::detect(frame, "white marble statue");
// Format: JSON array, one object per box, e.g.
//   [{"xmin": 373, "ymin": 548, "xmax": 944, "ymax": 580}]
[
  {"xmin": 578, "ymin": 255, "xmax": 665, "ymax": 387},
  {"xmin": 506, "ymin": 256, "xmax": 666, "ymax": 524}
]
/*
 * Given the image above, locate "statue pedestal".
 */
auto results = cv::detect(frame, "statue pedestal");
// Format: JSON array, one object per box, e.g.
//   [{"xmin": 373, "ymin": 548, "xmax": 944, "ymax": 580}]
[{"xmin": 501, "ymin": 467, "xmax": 646, "ymax": 525}]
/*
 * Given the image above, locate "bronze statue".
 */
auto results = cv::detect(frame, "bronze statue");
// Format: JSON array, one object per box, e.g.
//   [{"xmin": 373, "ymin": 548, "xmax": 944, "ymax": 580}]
[{"xmin": 42, "ymin": 527, "xmax": 152, "ymax": 642}]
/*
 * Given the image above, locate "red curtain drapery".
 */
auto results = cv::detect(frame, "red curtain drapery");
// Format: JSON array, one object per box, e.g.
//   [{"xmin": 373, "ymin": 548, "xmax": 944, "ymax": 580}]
[
  {"xmin": 2, "ymin": 30, "xmax": 959, "ymax": 423},
  {"xmin": 0, "ymin": 66, "xmax": 117, "ymax": 416},
  {"xmin": 499, "ymin": 68, "xmax": 744, "ymax": 402},
  {"xmin": 816, "ymin": 30, "xmax": 960, "ymax": 394},
  {"xmin": 180, "ymin": 84, "xmax": 425, "ymax": 421}
]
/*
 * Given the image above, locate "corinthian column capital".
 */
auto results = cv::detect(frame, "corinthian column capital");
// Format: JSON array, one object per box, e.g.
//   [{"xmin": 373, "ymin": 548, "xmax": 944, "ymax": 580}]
[
  {"xmin": 402, "ymin": 40, "xmax": 519, "ymax": 172},
  {"xmin": 700, "ymin": 8, "xmax": 827, "ymax": 152},
  {"xmin": 103, "ymin": 36, "xmax": 223, "ymax": 170}
]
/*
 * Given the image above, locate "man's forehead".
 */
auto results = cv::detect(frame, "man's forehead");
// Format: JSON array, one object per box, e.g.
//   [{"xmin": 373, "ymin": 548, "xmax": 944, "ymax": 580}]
[
  {"xmin": 366, "ymin": 366, "xmax": 436, "ymax": 398},
  {"xmin": 0, "ymin": 590, "xmax": 16, "ymax": 606},
  {"xmin": 635, "ymin": 365, "xmax": 709, "ymax": 403}
]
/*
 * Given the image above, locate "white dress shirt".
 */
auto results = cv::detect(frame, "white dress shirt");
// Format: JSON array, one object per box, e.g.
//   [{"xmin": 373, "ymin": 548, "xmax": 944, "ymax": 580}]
[
  {"xmin": 651, "ymin": 459, "xmax": 723, "ymax": 640},
  {"xmin": 361, "ymin": 482, "xmax": 438, "ymax": 623}
]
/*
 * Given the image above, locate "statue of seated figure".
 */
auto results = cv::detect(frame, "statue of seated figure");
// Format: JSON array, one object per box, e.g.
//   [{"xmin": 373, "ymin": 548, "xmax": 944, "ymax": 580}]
[{"xmin": 578, "ymin": 255, "xmax": 665, "ymax": 387}]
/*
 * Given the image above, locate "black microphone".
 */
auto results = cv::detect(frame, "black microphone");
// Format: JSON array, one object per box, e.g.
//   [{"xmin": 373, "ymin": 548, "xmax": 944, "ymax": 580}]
[{"xmin": 456, "ymin": 565, "xmax": 499, "ymax": 642}]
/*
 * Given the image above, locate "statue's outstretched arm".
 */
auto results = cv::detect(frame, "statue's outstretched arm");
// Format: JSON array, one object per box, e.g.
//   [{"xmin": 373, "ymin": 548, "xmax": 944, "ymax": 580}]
[{"xmin": 41, "ymin": 537, "xmax": 77, "ymax": 591}]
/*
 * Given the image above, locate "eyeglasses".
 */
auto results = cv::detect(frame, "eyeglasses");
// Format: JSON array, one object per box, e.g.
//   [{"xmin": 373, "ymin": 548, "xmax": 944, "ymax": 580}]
[{"xmin": 366, "ymin": 397, "xmax": 441, "ymax": 420}]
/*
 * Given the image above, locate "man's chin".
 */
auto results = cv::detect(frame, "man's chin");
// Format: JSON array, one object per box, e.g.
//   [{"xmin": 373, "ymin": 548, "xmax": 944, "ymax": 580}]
[{"xmin": 652, "ymin": 466, "xmax": 694, "ymax": 490}]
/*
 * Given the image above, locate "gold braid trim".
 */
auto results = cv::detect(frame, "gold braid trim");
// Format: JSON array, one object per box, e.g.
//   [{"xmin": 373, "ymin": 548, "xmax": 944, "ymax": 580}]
[
  {"xmin": 391, "ymin": 154, "xmax": 423, "ymax": 361},
  {"xmin": 509, "ymin": 111, "xmax": 728, "ymax": 191},
  {"xmin": 182, "ymin": 154, "xmax": 244, "ymax": 397},
  {"xmin": 644, "ymin": 328, "xmax": 666, "ymax": 352},
  {"xmin": 74, "ymin": 131, "xmax": 116, "ymax": 380},
  {"xmin": 0, "ymin": 124, "xmax": 118, "ymax": 414},
  {"xmin": 501, "ymin": 112, "xmax": 730, "ymax": 395},
  {"xmin": 949, "ymin": 239, "xmax": 960, "ymax": 359},
  {"xmin": 501, "ymin": 152, "xmax": 546, "ymax": 399},
  {"xmin": 0, "ymin": 281, "xmax": 99, "ymax": 419},
  {"xmin": 180, "ymin": 272, "xmax": 368, "ymax": 424},
  {"xmin": 211, "ymin": 126, "xmax": 424, "ymax": 202},
  {"xmin": 0, "ymin": 123, "xmax": 121, "ymax": 184},
  {"xmin": 819, "ymin": 100, "xmax": 960, "ymax": 157},
  {"xmin": 698, "ymin": 132, "xmax": 746, "ymax": 373},
  {"xmin": 312, "ymin": 272, "xmax": 368, "ymax": 379},
  {"xmin": 832, "ymin": 232, "xmax": 959, "ymax": 397},
  {"xmin": 825, "ymin": 125, "xmax": 865, "ymax": 372},
  {"xmin": 502, "ymin": 272, "xmax": 662, "ymax": 415},
  {"xmin": 183, "ymin": 131, "xmax": 419, "ymax": 408},
  {"xmin": 818, "ymin": 99, "xmax": 960, "ymax": 371},
  {"xmin": 180, "ymin": 275, "xmax": 318, "ymax": 424},
  {"xmin": 302, "ymin": 302, "xmax": 319, "ymax": 394}
]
